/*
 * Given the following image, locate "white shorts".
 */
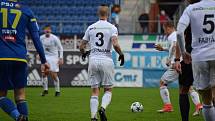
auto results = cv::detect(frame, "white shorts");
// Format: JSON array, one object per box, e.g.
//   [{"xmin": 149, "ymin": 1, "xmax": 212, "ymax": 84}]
[
  {"xmin": 192, "ymin": 61, "xmax": 215, "ymax": 90},
  {"xmin": 161, "ymin": 68, "xmax": 179, "ymax": 84},
  {"xmin": 88, "ymin": 58, "xmax": 114, "ymax": 88},
  {"xmin": 46, "ymin": 57, "xmax": 59, "ymax": 72}
]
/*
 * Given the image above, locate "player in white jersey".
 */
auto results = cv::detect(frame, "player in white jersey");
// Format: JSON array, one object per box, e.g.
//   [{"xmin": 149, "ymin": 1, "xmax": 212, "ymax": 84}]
[
  {"xmin": 155, "ymin": 22, "xmax": 179, "ymax": 113},
  {"xmin": 156, "ymin": 22, "xmax": 201, "ymax": 114},
  {"xmin": 40, "ymin": 25, "xmax": 64, "ymax": 97},
  {"xmin": 80, "ymin": 5, "xmax": 124, "ymax": 121},
  {"xmin": 177, "ymin": 0, "xmax": 215, "ymax": 120}
]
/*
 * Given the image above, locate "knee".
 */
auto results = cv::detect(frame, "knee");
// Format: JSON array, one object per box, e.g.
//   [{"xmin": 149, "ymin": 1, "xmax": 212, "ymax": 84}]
[
  {"xmin": 104, "ymin": 88, "xmax": 112, "ymax": 93},
  {"xmin": 51, "ymin": 73, "xmax": 58, "ymax": 80},
  {"xmin": 14, "ymin": 89, "xmax": 25, "ymax": 101},
  {"xmin": 92, "ymin": 88, "xmax": 99, "ymax": 96},
  {"xmin": 199, "ymin": 89, "xmax": 213, "ymax": 105},
  {"xmin": 160, "ymin": 81, "xmax": 167, "ymax": 88}
]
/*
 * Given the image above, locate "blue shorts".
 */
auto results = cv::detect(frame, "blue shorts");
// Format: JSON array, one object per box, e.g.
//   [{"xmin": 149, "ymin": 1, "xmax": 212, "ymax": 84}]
[{"xmin": 0, "ymin": 61, "xmax": 28, "ymax": 90}]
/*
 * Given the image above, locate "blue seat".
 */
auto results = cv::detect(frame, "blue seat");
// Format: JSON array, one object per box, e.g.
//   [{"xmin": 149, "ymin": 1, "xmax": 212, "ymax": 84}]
[{"xmin": 26, "ymin": 0, "xmax": 116, "ymax": 34}]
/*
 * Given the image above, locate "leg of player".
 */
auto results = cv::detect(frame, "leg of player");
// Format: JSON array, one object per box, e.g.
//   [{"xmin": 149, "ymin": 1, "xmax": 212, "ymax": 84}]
[
  {"xmin": 189, "ymin": 87, "xmax": 202, "ymax": 116},
  {"xmin": 199, "ymin": 89, "xmax": 215, "ymax": 121},
  {"xmin": 158, "ymin": 80, "xmax": 173, "ymax": 113},
  {"xmin": 51, "ymin": 72, "xmax": 60, "ymax": 97},
  {"xmin": 101, "ymin": 88, "xmax": 112, "ymax": 110},
  {"xmin": 212, "ymin": 88, "xmax": 215, "ymax": 107},
  {"xmin": 212, "ymin": 87, "xmax": 215, "ymax": 107},
  {"xmin": 0, "ymin": 90, "xmax": 22, "ymax": 120},
  {"xmin": 179, "ymin": 86, "xmax": 190, "ymax": 121},
  {"xmin": 91, "ymin": 88, "xmax": 99, "ymax": 121},
  {"xmin": 14, "ymin": 88, "xmax": 28, "ymax": 120},
  {"xmin": 99, "ymin": 88, "xmax": 112, "ymax": 121},
  {"xmin": 41, "ymin": 73, "xmax": 48, "ymax": 96}
]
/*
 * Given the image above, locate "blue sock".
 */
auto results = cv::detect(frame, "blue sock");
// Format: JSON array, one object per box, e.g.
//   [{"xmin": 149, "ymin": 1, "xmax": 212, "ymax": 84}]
[
  {"xmin": 16, "ymin": 100, "xmax": 28, "ymax": 116},
  {"xmin": 0, "ymin": 97, "xmax": 20, "ymax": 120}
]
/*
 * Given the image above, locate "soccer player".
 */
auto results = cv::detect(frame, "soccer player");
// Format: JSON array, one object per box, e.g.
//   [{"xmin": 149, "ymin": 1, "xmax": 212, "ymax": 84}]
[
  {"xmin": 177, "ymin": 0, "xmax": 215, "ymax": 120},
  {"xmin": 155, "ymin": 22, "xmax": 178, "ymax": 113},
  {"xmin": 156, "ymin": 22, "xmax": 201, "ymax": 114},
  {"xmin": 0, "ymin": 0, "xmax": 49, "ymax": 121},
  {"xmin": 80, "ymin": 5, "xmax": 124, "ymax": 121},
  {"xmin": 40, "ymin": 25, "xmax": 63, "ymax": 97}
]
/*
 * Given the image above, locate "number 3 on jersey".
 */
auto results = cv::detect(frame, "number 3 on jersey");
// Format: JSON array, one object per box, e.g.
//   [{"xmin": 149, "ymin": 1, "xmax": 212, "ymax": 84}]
[
  {"xmin": 96, "ymin": 32, "xmax": 104, "ymax": 47},
  {"xmin": 0, "ymin": 8, "xmax": 22, "ymax": 29}
]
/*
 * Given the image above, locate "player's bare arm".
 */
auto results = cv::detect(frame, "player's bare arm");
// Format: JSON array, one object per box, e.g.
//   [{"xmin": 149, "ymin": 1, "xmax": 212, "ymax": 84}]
[
  {"xmin": 175, "ymin": 42, "xmax": 182, "ymax": 73},
  {"xmin": 112, "ymin": 36, "xmax": 124, "ymax": 66},
  {"xmin": 155, "ymin": 44, "xmax": 168, "ymax": 51}
]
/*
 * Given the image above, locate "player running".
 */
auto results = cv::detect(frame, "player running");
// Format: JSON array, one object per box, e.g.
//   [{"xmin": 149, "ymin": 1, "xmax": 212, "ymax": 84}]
[
  {"xmin": 0, "ymin": 0, "xmax": 49, "ymax": 121},
  {"xmin": 177, "ymin": 0, "xmax": 215, "ymax": 120},
  {"xmin": 156, "ymin": 22, "xmax": 201, "ymax": 113},
  {"xmin": 80, "ymin": 5, "xmax": 124, "ymax": 121},
  {"xmin": 40, "ymin": 25, "xmax": 63, "ymax": 97}
]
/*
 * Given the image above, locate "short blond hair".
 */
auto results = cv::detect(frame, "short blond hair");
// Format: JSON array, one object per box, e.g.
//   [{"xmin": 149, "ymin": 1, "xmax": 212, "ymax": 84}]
[{"xmin": 98, "ymin": 5, "xmax": 109, "ymax": 17}]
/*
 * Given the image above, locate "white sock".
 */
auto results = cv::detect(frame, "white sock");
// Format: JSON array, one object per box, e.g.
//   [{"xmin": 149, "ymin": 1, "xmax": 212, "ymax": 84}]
[
  {"xmin": 190, "ymin": 90, "xmax": 201, "ymax": 105},
  {"xmin": 202, "ymin": 104, "xmax": 215, "ymax": 121},
  {"xmin": 54, "ymin": 76, "xmax": 60, "ymax": 92},
  {"xmin": 42, "ymin": 76, "xmax": 48, "ymax": 91},
  {"xmin": 101, "ymin": 91, "xmax": 112, "ymax": 109},
  {"xmin": 90, "ymin": 96, "xmax": 99, "ymax": 119},
  {"xmin": 160, "ymin": 86, "xmax": 171, "ymax": 104}
]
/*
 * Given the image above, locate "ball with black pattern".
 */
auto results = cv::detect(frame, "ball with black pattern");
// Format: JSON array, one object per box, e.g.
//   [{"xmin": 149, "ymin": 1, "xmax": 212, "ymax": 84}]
[{"xmin": 130, "ymin": 102, "xmax": 143, "ymax": 112}]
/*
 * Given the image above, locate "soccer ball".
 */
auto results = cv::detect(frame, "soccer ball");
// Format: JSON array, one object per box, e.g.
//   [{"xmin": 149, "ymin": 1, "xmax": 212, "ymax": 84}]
[{"xmin": 130, "ymin": 102, "xmax": 143, "ymax": 112}]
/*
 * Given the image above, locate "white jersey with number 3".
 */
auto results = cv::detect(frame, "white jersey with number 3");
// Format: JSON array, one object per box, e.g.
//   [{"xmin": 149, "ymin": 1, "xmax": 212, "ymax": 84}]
[
  {"xmin": 178, "ymin": 0, "xmax": 215, "ymax": 62},
  {"xmin": 83, "ymin": 20, "xmax": 118, "ymax": 60}
]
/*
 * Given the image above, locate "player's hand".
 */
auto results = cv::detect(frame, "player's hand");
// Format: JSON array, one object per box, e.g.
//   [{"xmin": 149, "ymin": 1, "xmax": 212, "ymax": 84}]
[
  {"xmin": 175, "ymin": 61, "xmax": 182, "ymax": 74},
  {"xmin": 182, "ymin": 52, "xmax": 192, "ymax": 64},
  {"xmin": 82, "ymin": 51, "xmax": 90, "ymax": 61},
  {"xmin": 118, "ymin": 54, "xmax": 124, "ymax": 66},
  {"xmin": 58, "ymin": 58, "xmax": 64, "ymax": 65},
  {"xmin": 155, "ymin": 44, "xmax": 164, "ymax": 51},
  {"xmin": 41, "ymin": 62, "xmax": 50, "ymax": 75},
  {"xmin": 36, "ymin": 54, "xmax": 40, "ymax": 60}
]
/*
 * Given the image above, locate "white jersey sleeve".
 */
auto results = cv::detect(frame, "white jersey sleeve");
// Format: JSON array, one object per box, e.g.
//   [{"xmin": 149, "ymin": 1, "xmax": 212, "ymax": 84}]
[
  {"xmin": 167, "ymin": 31, "xmax": 177, "ymax": 63},
  {"xmin": 178, "ymin": 6, "xmax": 191, "ymax": 27},
  {"xmin": 55, "ymin": 36, "xmax": 63, "ymax": 59},
  {"xmin": 111, "ymin": 26, "xmax": 118, "ymax": 37},
  {"xmin": 83, "ymin": 27, "xmax": 90, "ymax": 42}
]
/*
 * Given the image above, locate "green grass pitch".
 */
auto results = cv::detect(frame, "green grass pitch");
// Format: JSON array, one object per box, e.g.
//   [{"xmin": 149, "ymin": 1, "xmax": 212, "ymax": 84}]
[{"xmin": 0, "ymin": 88, "xmax": 204, "ymax": 121}]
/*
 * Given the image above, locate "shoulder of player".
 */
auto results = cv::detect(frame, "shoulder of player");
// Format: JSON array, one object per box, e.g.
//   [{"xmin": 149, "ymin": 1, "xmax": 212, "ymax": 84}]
[
  {"xmin": 19, "ymin": 5, "xmax": 34, "ymax": 17},
  {"xmin": 186, "ymin": 1, "xmax": 203, "ymax": 10},
  {"xmin": 40, "ymin": 34, "xmax": 46, "ymax": 39},
  {"xmin": 86, "ymin": 23, "xmax": 97, "ymax": 31},
  {"xmin": 111, "ymin": 24, "xmax": 117, "ymax": 30},
  {"xmin": 50, "ymin": 34, "xmax": 60, "ymax": 40},
  {"xmin": 168, "ymin": 31, "xmax": 177, "ymax": 41}
]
